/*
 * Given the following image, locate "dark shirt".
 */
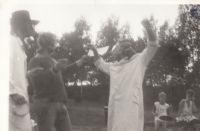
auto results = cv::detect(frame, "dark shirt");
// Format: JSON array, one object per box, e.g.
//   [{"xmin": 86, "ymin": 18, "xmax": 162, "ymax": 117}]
[{"xmin": 29, "ymin": 54, "xmax": 78, "ymax": 102}]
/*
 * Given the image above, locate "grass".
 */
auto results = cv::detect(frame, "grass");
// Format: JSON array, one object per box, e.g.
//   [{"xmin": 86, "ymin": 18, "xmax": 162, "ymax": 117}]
[
  {"xmin": 30, "ymin": 98, "xmax": 200, "ymax": 131},
  {"xmin": 66, "ymin": 99, "xmax": 106, "ymax": 131}
]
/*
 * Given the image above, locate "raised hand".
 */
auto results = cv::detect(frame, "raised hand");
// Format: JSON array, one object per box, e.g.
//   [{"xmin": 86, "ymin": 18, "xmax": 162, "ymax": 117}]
[
  {"xmin": 85, "ymin": 43, "xmax": 96, "ymax": 51},
  {"xmin": 141, "ymin": 19, "xmax": 151, "ymax": 29}
]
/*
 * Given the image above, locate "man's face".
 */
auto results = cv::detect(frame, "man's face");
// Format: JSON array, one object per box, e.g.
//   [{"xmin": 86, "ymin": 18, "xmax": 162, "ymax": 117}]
[
  {"xmin": 24, "ymin": 22, "xmax": 37, "ymax": 38},
  {"xmin": 46, "ymin": 39, "xmax": 57, "ymax": 53},
  {"xmin": 111, "ymin": 43, "xmax": 123, "ymax": 59}
]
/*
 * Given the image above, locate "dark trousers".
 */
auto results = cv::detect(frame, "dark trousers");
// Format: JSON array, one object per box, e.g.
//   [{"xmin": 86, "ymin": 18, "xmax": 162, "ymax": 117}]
[{"xmin": 33, "ymin": 99, "xmax": 72, "ymax": 131}]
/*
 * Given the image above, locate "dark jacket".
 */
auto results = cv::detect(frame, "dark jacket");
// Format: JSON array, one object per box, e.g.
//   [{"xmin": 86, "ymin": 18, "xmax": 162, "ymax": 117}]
[{"xmin": 28, "ymin": 54, "xmax": 78, "ymax": 102}]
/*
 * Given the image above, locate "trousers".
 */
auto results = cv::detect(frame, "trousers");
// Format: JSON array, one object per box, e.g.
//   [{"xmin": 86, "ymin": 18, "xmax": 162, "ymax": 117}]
[{"xmin": 33, "ymin": 98, "xmax": 72, "ymax": 131}]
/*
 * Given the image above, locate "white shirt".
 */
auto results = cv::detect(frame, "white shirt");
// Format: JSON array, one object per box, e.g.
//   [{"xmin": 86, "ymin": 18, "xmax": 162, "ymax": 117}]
[
  {"xmin": 154, "ymin": 102, "xmax": 169, "ymax": 120},
  {"xmin": 9, "ymin": 35, "xmax": 29, "ymax": 101},
  {"xmin": 177, "ymin": 99, "xmax": 197, "ymax": 122},
  {"xmin": 95, "ymin": 40, "xmax": 159, "ymax": 131}
]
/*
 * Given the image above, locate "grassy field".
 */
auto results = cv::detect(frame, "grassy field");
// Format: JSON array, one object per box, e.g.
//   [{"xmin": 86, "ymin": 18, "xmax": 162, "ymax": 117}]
[
  {"xmin": 67, "ymin": 99, "xmax": 106, "ymax": 131},
  {"xmin": 30, "ymin": 99, "xmax": 200, "ymax": 131},
  {"xmin": 67, "ymin": 99, "xmax": 200, "ymax": 131}
]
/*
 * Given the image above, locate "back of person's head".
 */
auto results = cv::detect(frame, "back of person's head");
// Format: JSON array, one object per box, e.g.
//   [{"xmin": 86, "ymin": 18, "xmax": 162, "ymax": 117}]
[
  {"xmin": 186, "ymin": 89, "xmax": 195, "ymax": 97},
  {"xmin": 37, "ymin": 32, "xmax": 57, "ymax": 53}
]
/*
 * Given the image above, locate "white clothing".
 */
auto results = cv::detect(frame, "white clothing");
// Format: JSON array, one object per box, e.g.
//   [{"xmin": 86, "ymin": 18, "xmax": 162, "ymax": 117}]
[
  {"xmin": 95, "ymin": 40, "xmax": 159, "ymax": 131},
  {"xmin": 177, "ymin": 99, "xmax": 197, "ymax": 122},
  {"xmin": 9, "ymin": 35, "xmax": 32, "ymax": 131},
  {"xmin": 154, "ymin": 102, "xmax": 169, "ymax": 121}
]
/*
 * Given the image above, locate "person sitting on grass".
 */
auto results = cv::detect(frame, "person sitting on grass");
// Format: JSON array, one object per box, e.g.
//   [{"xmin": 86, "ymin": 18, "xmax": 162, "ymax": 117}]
[
  {"xmin": 152, "ymin": 92, "xmax": 171, "ymax": 131},
  {"xmin": 176, "ymin": 89, "xmax": 200, "ymax": 129}
]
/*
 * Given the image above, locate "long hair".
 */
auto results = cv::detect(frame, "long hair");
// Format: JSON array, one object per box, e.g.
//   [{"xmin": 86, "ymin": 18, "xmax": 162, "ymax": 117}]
[{"xmin": 10, "ymin": 19, "xmax": 26, "ymax": 36}]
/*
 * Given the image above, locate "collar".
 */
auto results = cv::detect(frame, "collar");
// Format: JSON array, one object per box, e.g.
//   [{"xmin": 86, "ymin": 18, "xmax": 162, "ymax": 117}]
[{"xmin": 113, "ymin": 54, "xmax": 138, "ymax": 66}]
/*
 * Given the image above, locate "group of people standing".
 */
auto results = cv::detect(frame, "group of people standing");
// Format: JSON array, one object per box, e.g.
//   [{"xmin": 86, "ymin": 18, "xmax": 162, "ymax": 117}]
[{"xmin": 9, "ymin": 9, "xmax": 166, "ymax": 131}]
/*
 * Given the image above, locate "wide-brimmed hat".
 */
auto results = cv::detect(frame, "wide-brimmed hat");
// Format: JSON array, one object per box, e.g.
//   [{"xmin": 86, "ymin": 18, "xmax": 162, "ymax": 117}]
[{"xmin": 10, "ymin": 10, "xmax": 39, "ymax": 26}]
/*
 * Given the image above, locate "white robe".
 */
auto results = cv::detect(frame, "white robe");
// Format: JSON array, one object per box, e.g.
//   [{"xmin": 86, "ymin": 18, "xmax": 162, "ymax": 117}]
[
  {"xmin": 9, "ymin": 35, "xmax": 32, "ymax": 131},
  {"xmin": 95, "ymin": 40, "xmax": 159, "ymax": 131}
]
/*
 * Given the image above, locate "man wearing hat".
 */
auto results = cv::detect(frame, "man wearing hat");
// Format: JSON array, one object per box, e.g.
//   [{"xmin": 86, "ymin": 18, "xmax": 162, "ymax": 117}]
[{"xmin": 9, "ymin": 10, "xmax": 41, "ymax": 131}]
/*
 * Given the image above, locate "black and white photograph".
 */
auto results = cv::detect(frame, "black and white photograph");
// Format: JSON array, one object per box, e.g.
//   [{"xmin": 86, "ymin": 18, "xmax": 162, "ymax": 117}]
[{"xmin": 1, "ymin": 1, "xmax": 200, "ymax": 131}]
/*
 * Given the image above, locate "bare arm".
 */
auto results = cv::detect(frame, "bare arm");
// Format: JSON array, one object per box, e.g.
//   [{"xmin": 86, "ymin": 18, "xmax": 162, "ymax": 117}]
[
  {"xmin": 167, "ymin": 104, "xmax": 173, "ymax": 116},
  {"xmin": 167, "ymin": 106, "xmax": 170, "ymax": 116},
  {"xmin": 177, "ymin": 100, "xmax": 185, "ymax": 117},
  {"xmin": 152, "ymin": 104, "xmax": 157, "ymax": 116},
  {"xmin": 192, "ymin": 101, "xmax": 198, "ymax": 114}
]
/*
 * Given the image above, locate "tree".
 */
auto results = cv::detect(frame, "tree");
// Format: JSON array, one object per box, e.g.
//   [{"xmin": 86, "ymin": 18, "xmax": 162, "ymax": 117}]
[
  {"xmin": 58, "ymin": 16, "xmax": 92, "ymax": 86},
  {"xmin": 176, "ymin": 5, "xmax": 200, "ymax": 88},
  {"xmin": 96, "ymin": 15, "xmax": 120, "ymax": 53},
  {"xmin": 119, "ymin": 23, "xmax": 132, "ymax": 39}
]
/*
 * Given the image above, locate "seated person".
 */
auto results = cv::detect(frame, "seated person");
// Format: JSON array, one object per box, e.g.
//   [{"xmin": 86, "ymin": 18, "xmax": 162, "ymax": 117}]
[
  {"xmin": 152, "ymin": 92, "xmax": 171, "ymax": 131},
  {"xmin": 176, "ymin": 89, "xmax": 200, "ymax": 128}
]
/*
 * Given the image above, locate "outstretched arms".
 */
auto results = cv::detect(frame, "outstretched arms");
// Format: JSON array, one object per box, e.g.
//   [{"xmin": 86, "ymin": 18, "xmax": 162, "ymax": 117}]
[{"xmin": 177, "ymin": 99, "xmax": 185, "ymax": 117}]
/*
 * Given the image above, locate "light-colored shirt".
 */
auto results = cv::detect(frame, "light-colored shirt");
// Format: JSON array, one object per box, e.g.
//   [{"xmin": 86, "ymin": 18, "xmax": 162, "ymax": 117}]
[
  {"xmin": 9, "ymin": 35, "xmax": 29, "ymax": 101},
  {"xmin": 154, "ymin": 102, "xmax": 169, "ymax": 121},
  {"xmin": 177, "ymin": 99, "xmax": 197, "ymax": 122},
  {"xmin": 95, "ymin": 40, "xmax": 159, "ymax": 131}
]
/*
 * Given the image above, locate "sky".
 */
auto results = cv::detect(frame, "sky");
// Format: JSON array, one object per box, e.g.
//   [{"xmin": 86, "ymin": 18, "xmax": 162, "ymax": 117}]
[{"xmin": 8, "ymin": 4, "xmax": 179, "ymax": 42}]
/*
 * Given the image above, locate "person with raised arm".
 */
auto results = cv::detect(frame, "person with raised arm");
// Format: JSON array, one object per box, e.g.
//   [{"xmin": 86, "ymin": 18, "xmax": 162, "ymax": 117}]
[{"xmin": 86, "ymin": 19, "xmax": 159, "ymax": 131}]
